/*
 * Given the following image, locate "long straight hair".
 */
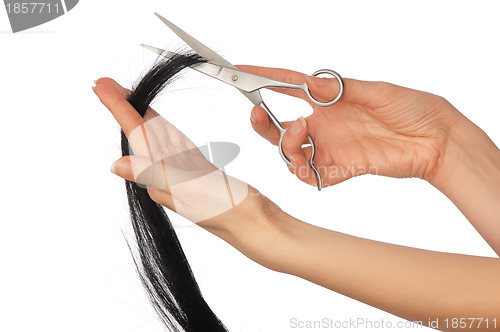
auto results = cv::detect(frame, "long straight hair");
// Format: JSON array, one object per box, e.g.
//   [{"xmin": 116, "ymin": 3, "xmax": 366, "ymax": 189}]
[{"xmin": 120, "ymin": 51, "xmax": 228, "ymax": 332}]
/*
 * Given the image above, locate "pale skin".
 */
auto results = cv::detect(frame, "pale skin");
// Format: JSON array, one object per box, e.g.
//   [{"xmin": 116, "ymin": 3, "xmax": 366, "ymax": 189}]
[{"xmin": 94, "ymin": 65, "xmax": 500, "ymax": 331}]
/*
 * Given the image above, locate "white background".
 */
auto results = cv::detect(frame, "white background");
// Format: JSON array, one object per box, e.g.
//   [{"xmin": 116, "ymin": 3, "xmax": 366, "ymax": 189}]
[{"xmin": 1, "ymin": 1, "xmax": 499, "ymax": 331}]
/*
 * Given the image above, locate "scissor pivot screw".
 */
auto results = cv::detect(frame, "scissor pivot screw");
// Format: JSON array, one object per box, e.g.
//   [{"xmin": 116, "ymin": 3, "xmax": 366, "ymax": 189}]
[{"xmin": 232, "ymin": 75, "xmax": 238, "ymax": 81}]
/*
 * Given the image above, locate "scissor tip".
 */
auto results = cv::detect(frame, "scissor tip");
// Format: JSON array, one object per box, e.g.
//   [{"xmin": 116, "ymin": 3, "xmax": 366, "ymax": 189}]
[{"xmin": 140, "ymin": 44, "xmax": 155, "ymax": 51}]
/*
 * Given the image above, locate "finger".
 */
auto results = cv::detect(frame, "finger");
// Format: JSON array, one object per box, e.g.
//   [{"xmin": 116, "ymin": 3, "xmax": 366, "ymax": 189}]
[
  {"xmin": 140, "ymin": 110, "xmax": 166, "ymax": 157},
  {"xmin": 111, "ymin": 155, "xmax": 179, "ymax": 207},
  {"xmin": 130, "ymin": 113, "xmax": 196, "ymax": 167},
  {"xmin": 110, "ymin": 155, "xmax": 162, "ymax": 187},
  {"xmin": 96, "ymin": 78, "xmax": 159, "ymax": 120},
  {"xmin": 94, "ymin": 83, "xmax": 160, "ymax": 157},
  {"xmin": 110, "ymin": 156, "xmax": 176, "ymax": 210},
  {"xmin": 93, "ymin": 83, "xmax": 144, "ymax": 137},
  {"xmin": 237, "ymin": 65, "xmax": 310, "ymax": 101},
  {"xmin": 237, "ymin": 67, "xmax": 390, "ymax": 107},
  {"xmin": 95, "ymin": 78, "xmax": 169, "ymax": 119},
  {"xmin": 110, "ymin": 156, "xmax": 138, "ymax": 183},
  {"xmin": 143, "ymin": 110, "xmax": 182, "ymax": 158},
  {"xmin": 281, "ymin": 117, "xmax": 309, "ymax": 164},
  {"xmin": 250, "ymin": 106, "xmax": 310, "ymax": 146},
  {"xmin": 95, "ymin": 77, "xmax": 130, "ymax": 97},
  {"xmin": 340, "ymin": 78, "xmax": 388, "ymax": 106},
  {"xmin": 250, "ymin": 105, "xmax": 280, "ymax": 145},
  {"xmin": 237, "ymin": 65, "xmax": 306, "ymax": 84},
  {"xmin": 289, "ymin": 153, "xmax": 318, "ymax": 187},
  {"xmin": 143, "ymin": 108, "xmax": 180, "ymax": 148},
  {"xmin": 95, "ymin": 79, "xmax": 171, "ymax": 155},
  {"xmin": 142, "ymin": 109, "xmax": 204, "ymax": 172},
  {"xmin": 304, "ymin": 75, "xmax": 342, "ymax": 104}
]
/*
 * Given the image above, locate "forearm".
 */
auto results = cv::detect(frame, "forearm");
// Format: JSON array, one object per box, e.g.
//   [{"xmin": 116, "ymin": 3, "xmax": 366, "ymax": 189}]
[
  {"xmin": 431, "ymin": 107, "xmax": 500, "ymax": 256},
  {"xmin": 200, "ymin": 195, "xmax": 500, "ymax": 330},
  {"xmin": 200, "ymin": 195, "xmax": 500, "ymax": 331},
  {"xmin": 272, "ymin": 212, "xmax": 500, "ymax": 330}
]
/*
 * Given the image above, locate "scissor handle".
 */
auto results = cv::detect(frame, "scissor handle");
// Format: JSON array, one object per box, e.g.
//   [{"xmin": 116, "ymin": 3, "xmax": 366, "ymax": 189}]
[
  {"xmin": 303, "ymin": 69, "xmax": 344, "ymax": 107},
  {"xmin": 259, "ymin": 101, "xmax": 323, "ymax": 191},
  {"xmin": 278, "ymin": 132, "xmax": 322, "ymax": 191}
]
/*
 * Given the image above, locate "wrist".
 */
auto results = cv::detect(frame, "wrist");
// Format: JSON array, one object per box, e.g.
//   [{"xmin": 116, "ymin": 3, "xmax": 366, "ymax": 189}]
[
  {"xmin": 429, "ymin": 109, "xmax": 500, "ymax": 255},
  {"xmin": 197, "ymin": 186, "xmax": 293, "ymax": 269},
  {"xmin": 430, "ymin": 111, "xmax": 500, "ymax": 190}
]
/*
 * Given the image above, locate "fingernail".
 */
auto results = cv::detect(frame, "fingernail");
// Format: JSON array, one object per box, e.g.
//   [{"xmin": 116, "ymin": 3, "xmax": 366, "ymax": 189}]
[
  {"xmin": 110, "ymin": 160, "xmax": 118, "ymax": 174},
  {"xmin": 250, "ymin": 107, "xmax": 257, "ymax": 123},
  {"xmin": 93, "ymin": 80, "xmax": 97, "ymax": 85},
  {"xmin": 306, "ymin": 75, "xmax": 326, "ymax": 87},
  {"xmin": 290, "ymin": 116, "xmax": 306, "ymax": 135}
]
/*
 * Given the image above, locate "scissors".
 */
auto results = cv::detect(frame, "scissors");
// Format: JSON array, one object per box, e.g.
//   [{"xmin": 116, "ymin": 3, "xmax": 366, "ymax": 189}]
[{"xmin": 141, "ymin": 13, "xmax": 344, "ymax": 190}]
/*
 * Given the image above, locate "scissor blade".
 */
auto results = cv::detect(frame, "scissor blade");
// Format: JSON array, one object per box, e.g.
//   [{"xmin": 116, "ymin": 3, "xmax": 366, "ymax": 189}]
[
  {"xmin": 154, "ymin": 13, "xmax": 236, "ymax": 70},
  {"xmin": 141, "ymin": 44, "xmax": 227, "ymax": 77},
  {"xmin": 140, "ymin": 44, "xmax": 178, "ymax": 59},
  {"xmin": 140, "ymin": 44, "xmax": 262, "ymax": 102},
  {"xmin": 142, "ymin": 17, "xmax": 265, "ymax": 106}
]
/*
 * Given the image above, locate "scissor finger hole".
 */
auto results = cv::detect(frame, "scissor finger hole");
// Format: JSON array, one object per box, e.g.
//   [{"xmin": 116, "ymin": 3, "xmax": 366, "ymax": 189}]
[{"xmin": 306, "ymin": 69, "xmax": 344, "ymax": 107}]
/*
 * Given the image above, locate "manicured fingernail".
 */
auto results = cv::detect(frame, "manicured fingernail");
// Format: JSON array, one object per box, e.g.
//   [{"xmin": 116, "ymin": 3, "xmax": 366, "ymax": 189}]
[
  {"xmin": 290, "ymin": 116, "xmax": 306, "ymax": 135},
  {"xmin": 306, "ymin": 75, "xmax": 326, "ymax": 87},
  {"xmin": 250, "ymin": 107, "xmax": 257, "ymax": 123},
  {"xmin": 110, "ymin": 160, "xmax": 118, "ymax": 174}
]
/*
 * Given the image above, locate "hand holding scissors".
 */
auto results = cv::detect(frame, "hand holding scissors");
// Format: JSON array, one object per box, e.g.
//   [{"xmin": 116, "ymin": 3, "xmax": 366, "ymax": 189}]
[{"xmin": 142, "ymin": 13, "xmax": 345, "ymax": 190}]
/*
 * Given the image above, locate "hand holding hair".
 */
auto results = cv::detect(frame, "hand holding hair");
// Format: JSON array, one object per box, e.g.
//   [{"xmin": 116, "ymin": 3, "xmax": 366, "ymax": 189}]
[
  {"xmin": 94, "ymin": 79, "xmax": 252, "ymax": 224},
  {"xmin": 95, "ymin": 53, "xmax": 231, "ymax": 332},
  {"xmin": 94, "ymin": 75, "xmax": 284, "ymax": 266}
]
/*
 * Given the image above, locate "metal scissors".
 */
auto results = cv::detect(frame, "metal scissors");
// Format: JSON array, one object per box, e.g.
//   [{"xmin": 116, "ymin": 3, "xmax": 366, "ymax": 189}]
[{"xmin": 141, "ymin": 13, "xmax": 344, "ymax": 190}]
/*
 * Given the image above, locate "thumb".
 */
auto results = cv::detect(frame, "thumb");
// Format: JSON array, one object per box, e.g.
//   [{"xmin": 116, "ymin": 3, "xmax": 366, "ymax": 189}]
[
  {"xmin": 110, "ymin": 156, "xmax": 168, "ymax": 190},
  {"xmin": 110, "ymin": 156, "xmax": 135, "ymax": 182},
  {"xmin": 110, "ymin": 155, "xmax": 217, "ymax": 190}
]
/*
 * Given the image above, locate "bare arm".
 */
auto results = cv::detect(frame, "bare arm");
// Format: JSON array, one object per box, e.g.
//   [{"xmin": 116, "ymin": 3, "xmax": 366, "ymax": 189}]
[
  {"xmin": 96, "ymin": 76, "xmax": 500, "ymax": 331},
  {"xmin": 240, "ymin": 65, "xmax": 500, "ymax": 256},
  {"xmin": 430, "ymin": 109, "xmax": 500, "ymax": 256},
  {"xmin": 201, "ymin": 196, "xmax": 500, "ymax": 331}
]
